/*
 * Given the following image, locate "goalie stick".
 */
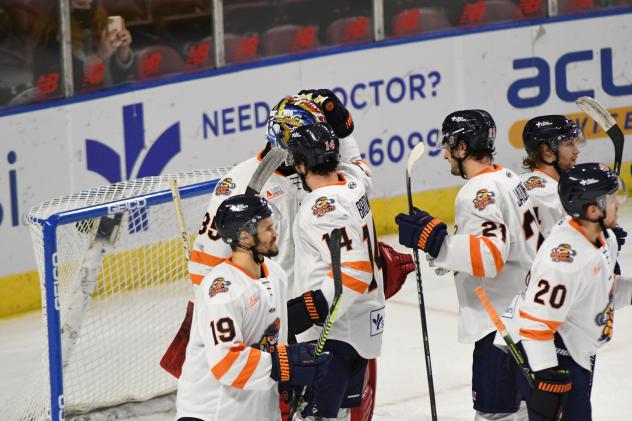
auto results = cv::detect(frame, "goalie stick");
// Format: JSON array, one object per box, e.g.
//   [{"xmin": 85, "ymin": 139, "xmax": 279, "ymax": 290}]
[
  {"xmin": 287, "ymin": 228, "xmax": 343, "ymax": 421},
  {"xmin": 245, "ymin": 147, "xmax": 288, "ymax": 195},
  {"xmin": 576, "ymin": 96, "xmax": 625, "ymax": 176},
  {"xmin": 474, "ymin": 287, "xmax": 564, "ymax": 421},
  {"xmin": 405, "ymin": 141, "xmax": 438, "ymax": 421}
]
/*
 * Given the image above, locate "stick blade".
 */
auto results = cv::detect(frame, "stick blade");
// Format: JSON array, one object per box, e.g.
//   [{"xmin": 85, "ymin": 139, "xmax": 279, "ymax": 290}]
[
  {"xmin": 407, "ymin": 142, "xmax": 426, "ymax": 177},
  {"xmin": 576, "ymin": 96, "xmax": 616, "ymax": 131},
  {"xmin": 245, "ymin": 148, "xmax": 288, "ymax": 195}
]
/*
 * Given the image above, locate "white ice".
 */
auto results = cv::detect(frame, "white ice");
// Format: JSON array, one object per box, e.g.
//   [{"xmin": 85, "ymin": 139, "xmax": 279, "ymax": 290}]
[{"xmin": 2, "ymin": 206, "xmax": 632, "ymax": 421}]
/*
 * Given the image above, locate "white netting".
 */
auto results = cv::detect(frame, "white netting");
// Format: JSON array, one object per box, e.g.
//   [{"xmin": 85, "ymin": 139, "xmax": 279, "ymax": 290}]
[{"xmin": 3, "ymin": 169, "xmax": 229, "ymax": 421}]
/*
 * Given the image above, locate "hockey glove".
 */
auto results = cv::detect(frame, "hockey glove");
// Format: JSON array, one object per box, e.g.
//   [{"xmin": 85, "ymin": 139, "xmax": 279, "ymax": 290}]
[
  {"xmin": 270, "ymin": 343, "xmax": 331, "ymax": 387},
  {"xmin": 528, "ymin": 368, "xmax": 572, "ymax": 420},
  {"xmin": 298, "ymin": 88, "xmax": 354, "ymax": 138},
  {"xmin": 379, "ymin": 241, "xmax": 415, "ymax": 299},
  {"xmin": 287, "ymin": 290, "xmax": 329, "ymax": 337},
  {"xmin": 395, "ymin": 209, "xmax": 448, "ymax": 258}
]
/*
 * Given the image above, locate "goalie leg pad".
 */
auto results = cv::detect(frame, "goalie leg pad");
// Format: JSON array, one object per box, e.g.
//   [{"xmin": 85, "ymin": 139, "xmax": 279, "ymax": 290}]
[{"xmin": 160, "ymin": 300, "xmax": 194, "ymax": 378}]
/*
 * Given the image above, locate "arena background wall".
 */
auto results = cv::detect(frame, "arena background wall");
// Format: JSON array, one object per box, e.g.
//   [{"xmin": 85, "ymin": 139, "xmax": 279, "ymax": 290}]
[{"xmin": 0, "ymin": 11, "xmax": 630, "ymax": 317}]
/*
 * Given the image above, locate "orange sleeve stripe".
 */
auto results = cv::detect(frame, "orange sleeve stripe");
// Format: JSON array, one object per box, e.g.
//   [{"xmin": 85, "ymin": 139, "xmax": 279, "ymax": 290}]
[
  {"xmin": 417, "ymin": 219, "xmax": 441, "ymax": 250},
  {"xmin": 519, "ymin": 310, "xmax": 562, "ymax": 331},
  {"xmin": 470, "ymin": 236, "xmax": 485, "ymax": 277},
  {"xmin": 328, "ymin": 271, "xmax": 369, "ymax": 294},
  {"xmin": 231, "ymin": 347, "xmax": 262, "ymax": 389},
  {"xmin": 211, "ymin": 343, "xmax": 245, "ymax": 380},
  {"xmin": 190, "ymin": 273, "xmax": 204, "ymax": 285},
  {"xmin": 190, "ymin": 250, "xmax": 224, "ymax": 267},
  {"xmin": 342, "ymin": 261, "xmax": 373, "ymax": 273},
  {"xmin": 480, "ymin": 237, "xmax": 505, "ymax": 274},
  {"xmin": 520, "ymin": 328, "xmax": 555, "ymax": 341}
]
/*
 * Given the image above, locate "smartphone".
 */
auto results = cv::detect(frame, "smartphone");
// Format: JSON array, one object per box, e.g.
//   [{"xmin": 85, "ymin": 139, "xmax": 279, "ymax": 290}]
[{"xmin": 107, "ymin": 16, "xmax": 124, "ymax": 47}]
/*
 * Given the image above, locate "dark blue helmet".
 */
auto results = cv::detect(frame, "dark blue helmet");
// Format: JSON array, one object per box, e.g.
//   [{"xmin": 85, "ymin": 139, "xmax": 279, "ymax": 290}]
[
  {"xmin": 441, "ymin": 109, "xmax": 496, "ymax": 153},
  {"xmin": 558, "ymin": 163, "xmax": 619, "ymax": 219},
  {"xmin": 215, "ymin": 194, "xmax": 274, "ymax": 246},
  {"xmin": 288, "ymin": 123, "xmax": 340, "ymax": 170},
  {"xmin": 523, "ymin": 115, "xmax": 583, "ymax": 155}
]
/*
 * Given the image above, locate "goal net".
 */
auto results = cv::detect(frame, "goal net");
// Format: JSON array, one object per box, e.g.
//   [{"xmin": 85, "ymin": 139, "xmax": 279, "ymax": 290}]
[{"xmin": 6, "ymin": 169, "xmax": 229, "ymax": 421}]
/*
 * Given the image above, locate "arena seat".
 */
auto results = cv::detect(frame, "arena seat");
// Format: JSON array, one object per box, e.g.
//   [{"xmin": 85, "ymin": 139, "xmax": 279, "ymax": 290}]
[
  {"xmin": 183, "ymin": 37, "xmax": 214, "ymax": 70},
  {"xmin": 261, "ymin": 24, "xmax": 320, "ymax": 56},
  {"xmin": 391, "ymin": 7, "xmax": 451, "ymax": 37},
  {"xmin": 514, "ymin": 0, "xmax": 546, "ymax": 18},
  {"xmin": 135, "ymin": 45, "xmax": 184, "ymax": 80},
  {"xmin": 556, "ymin": 0, "xmax": 596, "ymax": 13},
  {"xmin": 225, "ymin": 33, "xmax": 260, "ymax": 64},
  {"xmin": 458, "ymin": 0, "xmax": 524, "ymax": 26},
  {"xmin": 326, "ymin": 16, "xmax": 372, "ymax": 46}
]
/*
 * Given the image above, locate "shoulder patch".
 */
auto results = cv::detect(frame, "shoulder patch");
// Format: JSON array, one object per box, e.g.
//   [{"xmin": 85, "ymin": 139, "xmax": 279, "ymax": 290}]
[
  {"xmin": 312, "ymin": 196, "xmax": 336, "ymax": 217},
  {"xmin": 524, "ymin": 176, "xmax": 546, "ymax": 190},
  {"xmin": 473, "ymin": 189, "xmax": 496, "ymax": 211},
  {"xmin": 550, "ymin": 243, "xmax": 577, "ymax": 263},
  {"xmin": 348, "ymin": 181, "xmax": 357, "ymax": 190},
  {"xmin": 209, "ymin": 277, "xmax": 231, "ymax": 297},
  {"xmin": 215, "ymin": 178, "xmax": 236, "ymax": 196}
]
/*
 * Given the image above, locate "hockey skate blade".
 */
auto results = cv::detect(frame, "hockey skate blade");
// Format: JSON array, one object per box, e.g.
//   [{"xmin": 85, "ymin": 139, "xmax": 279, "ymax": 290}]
[
  {"xmin": 576, "ymin": 96, "xmax": 616, "ymax": 131},
  {"xmin": 406, "ymin": 141, "xmax": 426, "ymax": 177}
]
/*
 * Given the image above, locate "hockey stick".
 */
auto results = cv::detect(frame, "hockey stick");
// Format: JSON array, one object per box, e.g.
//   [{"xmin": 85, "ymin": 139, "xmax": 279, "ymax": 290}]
[
  {"xmin": 287, "ymin": 228, "xmax": 343, "ymax": 421},
  {"xmin": 170, "ymin": 179, "xmax": 192, "ymax": 261},
  {"xmin": 576, "ymin": 96, "xmax": 625, "ymax": 175},
  {"xmin": 405, "ymin": 141, "xmax": 438, "ymax": 421},
  {"xmin": 245, "ymin": 147, "xmax": 288, "ymax": 195},
  {"xmin": 474, "ymin": 287, "xmax": 564, "ymax": 421}
]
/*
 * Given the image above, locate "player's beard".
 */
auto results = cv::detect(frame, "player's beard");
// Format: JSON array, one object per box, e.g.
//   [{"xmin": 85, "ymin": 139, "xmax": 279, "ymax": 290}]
[{"xmin": 256, "ymin": 242, "xmax": 279, "ymax": 258}]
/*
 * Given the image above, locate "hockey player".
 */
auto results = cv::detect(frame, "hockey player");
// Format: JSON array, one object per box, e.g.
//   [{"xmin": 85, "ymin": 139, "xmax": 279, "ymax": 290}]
[
  {"xmin": 511, "ymin": 163, "xmax": 632, "ymax": 420},
  {"xmin": 395, "ymin": 110, "xmax": 540, "ymax": 420},
  {"xmin": 520, "ymin": 115, "xmax": 582, "ymax": 238},
  {"xmin": 176, "ymin": 194, "xmax": 330, "ymax": 421},
  {"xmin": 287, "ymin": 123, "xmax": 385, "ymax": 420}
]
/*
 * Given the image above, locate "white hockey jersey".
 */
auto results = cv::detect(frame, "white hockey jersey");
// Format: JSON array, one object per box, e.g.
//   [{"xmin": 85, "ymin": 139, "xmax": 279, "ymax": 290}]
[
  {"xmin": 293, "ymin": 165, "xmax": 384, "ymax": 359},
  {"xmin": 189, "ymin": 151, "xmax": 303, "ymax": 286},
  {"xmin": 176, "ymin": 258, "xmax": 288, "ymax": 421},
  {"xmin": 512, "ymin": 217, "xmax": 632, "ymax": 371},
  {"xmin": 433, "ymin": 165, "xmax": 540, "ymax": 344},
  {"xmin": 189, "ymin": 140, "xmax": 366, "ymax": 287},
  {"xmin": 521, "ymin": 170, "xmax": 565, "ymax": 238}
]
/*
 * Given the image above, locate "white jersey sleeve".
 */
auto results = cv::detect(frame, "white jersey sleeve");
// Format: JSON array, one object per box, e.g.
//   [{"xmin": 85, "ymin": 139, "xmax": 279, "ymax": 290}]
[
  {"xmin": 521, "ymin": 171, "xmax": 565, "ymax": 238},
  {"xmin": 615, "ymin": 275, "xmax": 632, "ymax": 309}
]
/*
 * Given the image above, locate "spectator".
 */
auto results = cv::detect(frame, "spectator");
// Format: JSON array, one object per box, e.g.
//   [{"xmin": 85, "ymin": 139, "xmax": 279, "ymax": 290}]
[{"xmin": 31, "ymin": 0, "xmax": 134, "ymax": 97}]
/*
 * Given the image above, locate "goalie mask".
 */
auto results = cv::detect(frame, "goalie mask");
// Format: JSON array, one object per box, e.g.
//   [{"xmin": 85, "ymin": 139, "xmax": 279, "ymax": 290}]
[
  {"xmin": 265, "ymin": 95, "xmax": 327, "ymax": 165},
  {"xmin": 215, "ymin": 194, "xmax": 281, "ymax": 261}
]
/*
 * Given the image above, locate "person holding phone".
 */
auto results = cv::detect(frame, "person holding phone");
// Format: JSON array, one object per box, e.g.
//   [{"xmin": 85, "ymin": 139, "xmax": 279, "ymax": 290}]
[{"xmin": 31, "ymin": 0, "xmax": 135, "ymax": 95}]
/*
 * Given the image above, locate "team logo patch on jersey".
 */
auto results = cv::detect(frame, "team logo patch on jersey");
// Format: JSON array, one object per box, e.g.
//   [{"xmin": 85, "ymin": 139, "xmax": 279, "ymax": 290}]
[
  {"xmin": 209, "ymin": 277, "xmax": 231, "ymax": 297},
  {"xmin": 253, "ymin": 318, "xmax": 280, "ymax": 352},
  {"xmin": 370, "ymin": 307, "xmax": 385, "ymax": 337},
  {"xmin": 550, "ymin": 243, "xmax": 577, "ymax": 263},
  {"xmin": 524, "ymin": 176, "xmax": 547, "ymax": 190},
  {"xmin": 348, "ymin": 181, "xmax": 357, "ymax": 189},
  {"xmin": 266, "ymin": 186, "xmax": 285, "ymax": 200},
  {"xmin": 312, "ymin": 196, "xmax": 336, "ymax": 217},
  {"xmin": 595, "ymin": 286, "xmax": 615, "ymax": 342},
  {"xmin": 215, "ymin": 178, "xmax": 236, "ymax": 196},
  {"xmin": 473, "ymin": 189, "xmax": 496, "ymax": 210}
]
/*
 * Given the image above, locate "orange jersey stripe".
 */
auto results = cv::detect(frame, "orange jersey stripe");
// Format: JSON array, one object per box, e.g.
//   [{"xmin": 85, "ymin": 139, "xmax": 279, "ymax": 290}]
[
  {"xmin": 520, "ymin": 327, "xmax": 554, "ymax": 341},
  {"xmin": 342, "ymin": 261, "xmax": 373, "ymax": 273},
  {"xmin": 328, "ymin": 271, "xmax": 369, "ymax": 294},
  {"xmin": 190, "ymin": 273, "xmax": 204, "ymax": 285},
  {"xmin": 231, "ymin": 347, "xmax": 262, "ymax": 389},
  {"xmin": 191, "ymin": 250, "xmax": 224, "ymax": 267},
  {"xmin": 470, "ymin": 236, "xmax": 485, "ymax": 277},
  {"xmin": 480, "ymin": 237, "xmax": 505, "ymax": 274},
  {"xmin": 519, "ymin": 310, "xmax": 562, "ymax": 331},
  {"xmin": 211, "ymin": 343, "xmax": 244, "ymax": 380}
]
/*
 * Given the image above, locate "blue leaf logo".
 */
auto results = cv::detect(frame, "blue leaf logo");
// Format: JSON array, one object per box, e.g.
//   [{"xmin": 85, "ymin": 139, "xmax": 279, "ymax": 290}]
[{"xmin": 86, "ymin": 103, "xmax": 181, "ymax": 232}]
